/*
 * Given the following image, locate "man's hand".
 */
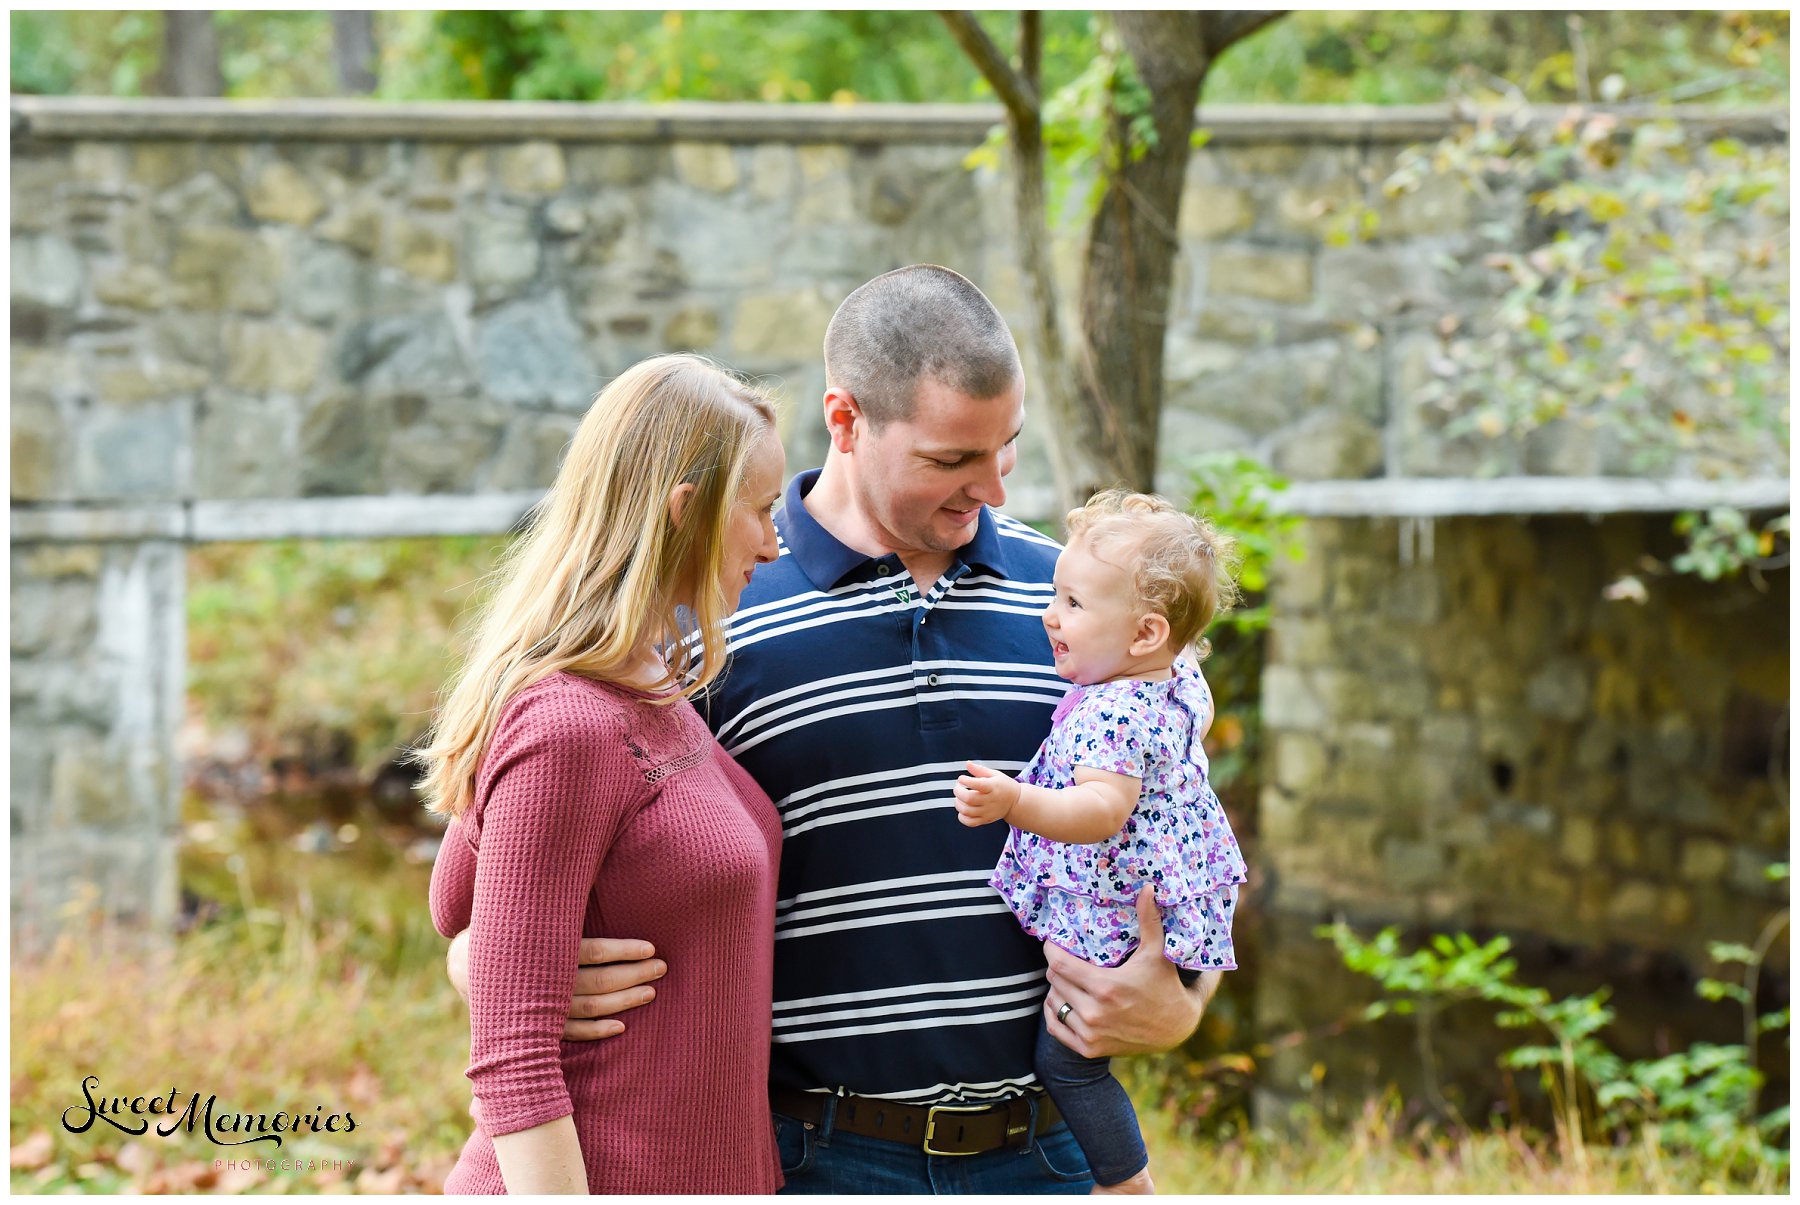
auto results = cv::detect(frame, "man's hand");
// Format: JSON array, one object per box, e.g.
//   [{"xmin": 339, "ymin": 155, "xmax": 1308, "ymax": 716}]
[
  {"xmin": 446, "ymin": 930, "xmax": 666, "ymax": 1040},
  {"xmin": 954, "ymin": 760, "xmax": 1021, "ymax": 826},
  {"xmin": 1041, "ymin": 886, "xmax": 1215, "ymax": 1058}
]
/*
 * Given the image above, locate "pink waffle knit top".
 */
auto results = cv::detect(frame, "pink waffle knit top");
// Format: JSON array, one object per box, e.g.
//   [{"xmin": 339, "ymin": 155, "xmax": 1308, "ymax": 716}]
[{"xmin": 429, "ymin": 671, "xmax": 783, "ymax": 1194}]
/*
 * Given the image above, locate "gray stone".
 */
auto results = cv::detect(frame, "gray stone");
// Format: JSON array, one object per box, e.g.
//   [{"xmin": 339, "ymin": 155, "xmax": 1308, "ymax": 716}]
[
  {"xmin": 73, "ymin": 402, "xmax": 189, "ymax": 500},
  {"xmin": 92, "ymin": 358, "xmax": 210, "ymax": 406},
  {"xmin": 286, "ymin": 239, "xmax": 366, "ymax": 324},
  {"xmin": 498, "ymin": 140, "xmax": 568, "ymax": 195},
  {"xmin": 663, "ymin": 305, "xmax": 720, "ymax": 350},
  {"xmin": 1376, "ymin": 168, "xmax": 1474, "ymax": 239},
  {"xmin": 246, "ymin": 158, "xmax": 326, "ymax": 227},
  {"xmin": 544, "ymin": 198, "xmax": 587, "ymax": 237},
  {"xmin": 337, "ymin": 310, "xmax": 471, "ymax": 397},
  {"xmin": 1180, "ymin": 182, "xmax": 1256, "ymax": 239},
  {"xmin": 672, "ymin": 142, "xmax": 740, "ymax": 193},
  {"xmin": 12, "ymin": 151, "xmax": 70, "ymax": 234},
  {"xmin": 1273, "ymin": 175, "xmax": 1366, "ymax": 238},
  {"xmin": 10, "ymin": 577, "xmax": 99, "ymax": 657},
  {"xmin": 474, "ymin": 293, "xmax": 598, "ymax": 409},
  {"xmin": 12, "ymin": 234, "xmax": 84, "ymax": 311},
  {"xmin": 1605, "ymin": 880, "xmax": 1661, "ymax": 925},
  {"xmin": 51, "ymin": 742, "xmax": 138, "ymax": 828},
  {"xmin": 1270, "ymin": 407, "xmax": 1384, "ymax": 480},
  {"xmin": 316, "ymin": 192, "xmax": 385, "ymax": 255},
  {"xmin": 224, "ymin": 320, "xmax": 328, "ymax": 394},
  {"xmin": 730, "ymin": 287, "xmax": 836, "ymax": 363},
  {"xmin": 464, "ymin": 203, "xmax": 540, "ymax": 291},
  {"xmin": 382, "ymin": 217, "xmax": 458, "ymax": 283},
  {"xmin": 1678, "ymin": 837, "xmax": 1729, "ymax": 882},
  {"xmin": 21, "ymin": 669, "xmax": 119, "ymax": 733},
  {"xmin": 1209, "ymin": 246, "xmax": 1314, "ymax": 304},
  {"xmin": 747, "ymin": 145, "xmax": 797, "ymax": 202},
  {"xmin": 484, "ymin": 413, "xmax": 579, "ymax": 490},
  {"xmin": 299, "ymin": 390, "xmax": 384, "ymax": 495},
  {"xmin": 1382, "ymin": 837, "xmax": 1447, "ymax": 890},
  {"xmin": 10, "ymin": 394, "xmax": 67, "ymax": 502},
  {"xmin": 1316, "ymin": 244, "xmax": 1447, "ymax": 322},
  {"xmin": 1155, "ymin": 409, "xmax": 1255, "ymax": 493},
  {"xmin": 1262, "ymin": 665, "xmax": 1328, "ymax": 732},
  {"xmin": 170, "ymin": 226, "xmax": 279, "ymax": 313},
  {"xmin": 566, "ymin": 145, "xmax": 667, "ymax": 188},
  {"xmin": 94, "ymin": 264, "xmax": 174, "ymax": 311},
  {"xmin": 151, "ymin": 171, "xmax": 242, "ymax": 225},
  {"xmin": 1274, "ymin": 732, "xmax": 1329, "ymax": 792},
  {"xmin": 1526, "ymin": 657, "xmax": 1590, "ymax": 721},
  {"xmin": 383, "ymin": 391, "xmax": 507, "ymax": 493},
  {"xmin": 195, "ymin": 389, "xmax": 301, "ymax": 498},
  {"xmin": 648, "ymin": 179, "xmax": 781, "ymax": 289}
]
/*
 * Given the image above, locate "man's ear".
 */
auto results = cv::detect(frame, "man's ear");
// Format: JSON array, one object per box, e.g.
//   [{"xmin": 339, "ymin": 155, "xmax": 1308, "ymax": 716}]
[
  {"xmin": 667, "ymin": 481, "xmax": 697, "ymax": 529},
  {"xmin": 1130, "ymin": 613, "xmax": 1172, "ymax": 658},
  {"xmin": 823, "ymin": 387, "xmax": 862, "ymax": 454}
]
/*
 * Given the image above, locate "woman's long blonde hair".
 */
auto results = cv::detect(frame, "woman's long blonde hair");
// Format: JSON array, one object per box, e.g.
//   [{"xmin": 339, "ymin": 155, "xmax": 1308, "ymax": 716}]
[{"xmin": 417, "ymin": 354, "xmax": 778, "ymax": 818}]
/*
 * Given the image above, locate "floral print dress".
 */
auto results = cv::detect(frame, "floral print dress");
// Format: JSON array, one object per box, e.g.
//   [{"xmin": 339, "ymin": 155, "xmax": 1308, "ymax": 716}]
[{"xmin": 990, "ymin": 660, "xmax": 1247, "ymax": 971}]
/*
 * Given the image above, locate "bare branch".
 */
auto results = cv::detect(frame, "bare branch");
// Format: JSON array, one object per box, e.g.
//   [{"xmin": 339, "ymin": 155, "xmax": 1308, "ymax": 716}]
[
  {"xmin": 938, "ymin": 11, "xmax": 1039, "ymax": 123},
  {"xmin": 1198, "ymin": 10, "xmax": 1288, "ymax": 58}
]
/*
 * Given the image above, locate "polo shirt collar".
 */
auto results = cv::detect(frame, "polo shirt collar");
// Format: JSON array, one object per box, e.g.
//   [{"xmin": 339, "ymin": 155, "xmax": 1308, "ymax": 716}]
[{"xmin": 777, "ymin": 468, "xmax": 1013, "ymax": 591}]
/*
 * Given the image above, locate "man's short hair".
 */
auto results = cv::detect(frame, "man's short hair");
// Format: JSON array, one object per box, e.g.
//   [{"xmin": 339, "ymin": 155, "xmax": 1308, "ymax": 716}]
[{"xmin": 823, "ymin": 264, "xmax": 1022, "ymax": 427}]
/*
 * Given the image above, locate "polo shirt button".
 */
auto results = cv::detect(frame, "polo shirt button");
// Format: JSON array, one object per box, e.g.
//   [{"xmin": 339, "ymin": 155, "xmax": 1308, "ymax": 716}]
[
  {"xmin": 877, "ymin": 564, "xmax": 892, "ymax": 577},
  {"xmin": 927, "ymin": 674, "xmax": 940, "ymax": 686}
]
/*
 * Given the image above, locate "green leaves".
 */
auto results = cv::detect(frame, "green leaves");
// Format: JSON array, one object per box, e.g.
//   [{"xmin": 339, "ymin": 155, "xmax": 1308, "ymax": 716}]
[{"xmin": 1322, "ymin": 913, "xmax": 1791, "ymax": 1173}]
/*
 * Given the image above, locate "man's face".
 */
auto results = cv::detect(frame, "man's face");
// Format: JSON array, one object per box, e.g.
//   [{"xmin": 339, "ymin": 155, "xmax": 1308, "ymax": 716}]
[{"xmin": 851, "ymin": 375, "xmax": 1025, "ymax": 555}]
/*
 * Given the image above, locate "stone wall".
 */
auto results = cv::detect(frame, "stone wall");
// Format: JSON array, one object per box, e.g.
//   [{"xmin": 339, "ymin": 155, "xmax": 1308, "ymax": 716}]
[
  {"xmin": 9, "ymin": 101, "xmax": 1789, "ymax": 966},
  {"xmin": 1261, "ymin": 511, "xmax": 1788, "ymax": 960},
  {"xmin": 11, "ymin": 100, "xmax": 1786, "ymax": 521},
  {"xmin": 1251, "ymin": 509, "xmax": 1788, "ymax": 1113}
]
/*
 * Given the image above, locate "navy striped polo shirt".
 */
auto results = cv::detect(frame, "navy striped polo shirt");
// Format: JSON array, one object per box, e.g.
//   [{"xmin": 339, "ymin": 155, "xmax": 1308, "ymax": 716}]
[{"xmin": 699, "ymin": 467, "xmax": 1068, "ymax": 1106}]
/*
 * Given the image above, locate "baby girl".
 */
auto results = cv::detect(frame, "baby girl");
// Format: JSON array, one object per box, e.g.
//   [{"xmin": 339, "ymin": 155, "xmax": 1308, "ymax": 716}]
[{"xmin": 954, "ymin": 489, "xmax": 1248, "ymax": 1194}]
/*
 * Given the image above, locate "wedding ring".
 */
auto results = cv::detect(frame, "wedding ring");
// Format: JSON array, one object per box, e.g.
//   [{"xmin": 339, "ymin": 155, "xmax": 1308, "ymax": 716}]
[{"xmin": 1056, "ymin": 1001, "xmax": 1074, "ymax": 1026}]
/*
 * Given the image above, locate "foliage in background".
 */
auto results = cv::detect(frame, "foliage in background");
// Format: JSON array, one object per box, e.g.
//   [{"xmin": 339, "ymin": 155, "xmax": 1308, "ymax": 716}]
[
  {"xmin": 187, "ymin": 536, "xmax": 509, "ymax": 781},
  {"xmin": 1319, "ymin": 873, "xmax": 1791, "ymax": 1192},
  {"xmin": 12, "ymin": 11, "xmax": 1788, "ymax": 107},
  {"xmin": 1347, "ymin": 72, "xmax": 1789, "ymax": 587},
  {"xmin": 1186, "ymin": 453, "xmax": 1303, "ymax": 797}
]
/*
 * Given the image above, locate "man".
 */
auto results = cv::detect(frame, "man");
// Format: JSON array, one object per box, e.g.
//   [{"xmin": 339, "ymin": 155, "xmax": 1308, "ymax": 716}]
[{"xmin": 446, "ymin": 265, "xmax": 1218, "ymax": 1192}]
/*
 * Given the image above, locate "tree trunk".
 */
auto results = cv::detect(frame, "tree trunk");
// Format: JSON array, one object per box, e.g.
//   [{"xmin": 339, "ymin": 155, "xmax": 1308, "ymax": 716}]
[
  {"xmin": 332, "ymin": 11, "xmax": 379, "ymax": 95},
  {"xmin": 158, "ymin": 10, "xmax": 223, "ymax": 97},
  {"xmin": 1074, "ymin": 12, "xmax": 1213, "ymax": 495}
]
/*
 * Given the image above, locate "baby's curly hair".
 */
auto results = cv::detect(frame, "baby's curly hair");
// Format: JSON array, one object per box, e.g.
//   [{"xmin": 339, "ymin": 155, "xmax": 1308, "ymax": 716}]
[{"xmin": 1064, "ymin": 489, "xmax": 1241, "ymax": 659}]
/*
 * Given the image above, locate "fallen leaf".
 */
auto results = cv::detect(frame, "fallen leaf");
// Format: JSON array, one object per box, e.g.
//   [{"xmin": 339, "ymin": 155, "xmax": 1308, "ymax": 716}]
[{"xmin": 10, "ymin": 1129, "xmax": 53, "ymax": 1171}]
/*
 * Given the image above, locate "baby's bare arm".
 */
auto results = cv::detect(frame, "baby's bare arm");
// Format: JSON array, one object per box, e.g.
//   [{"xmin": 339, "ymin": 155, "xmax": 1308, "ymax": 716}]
[{"xmin": 1007, "ymin": 766, "xmax": 1140, "ymax": 844}]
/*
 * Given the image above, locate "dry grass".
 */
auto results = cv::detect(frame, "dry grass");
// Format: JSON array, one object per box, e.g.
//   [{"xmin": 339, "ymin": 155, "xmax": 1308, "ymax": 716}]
[
  {"xmin": 10, "ymin": 816, "xmax": 473, "ymax": 1193},
  {"xmin": 11, "ymin": 806, "xmax": 1787, "ymax": 1194}
]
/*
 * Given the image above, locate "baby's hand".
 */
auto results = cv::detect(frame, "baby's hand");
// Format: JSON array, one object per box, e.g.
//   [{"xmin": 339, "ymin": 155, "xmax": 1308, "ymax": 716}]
[{"xmin": 954, "ymin": 761, "xmax": 1021, "ymax": 826}]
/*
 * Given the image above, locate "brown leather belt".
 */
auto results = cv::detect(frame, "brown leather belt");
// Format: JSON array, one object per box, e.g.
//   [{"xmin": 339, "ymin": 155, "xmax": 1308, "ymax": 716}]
[{"xmin": 771, "ymin": 1087, "xmax": 1061, "ymax": 1157}]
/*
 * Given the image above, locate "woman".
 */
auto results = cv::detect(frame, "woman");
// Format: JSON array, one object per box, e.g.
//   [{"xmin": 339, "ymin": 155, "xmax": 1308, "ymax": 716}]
[{"xmin": 418, "ymin": 354, "xmax": 786, "ymax": 1193}]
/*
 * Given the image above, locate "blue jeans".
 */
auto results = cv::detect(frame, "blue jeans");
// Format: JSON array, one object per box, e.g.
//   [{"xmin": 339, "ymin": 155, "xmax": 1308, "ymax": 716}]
[
  {"xmin": 1035, "ymin": 1019, "xmax": 1147, "ymax": 1186},
  {"xmin": 773, "ymin": 1101, "xmax": 1094, "ymax": 1194}
]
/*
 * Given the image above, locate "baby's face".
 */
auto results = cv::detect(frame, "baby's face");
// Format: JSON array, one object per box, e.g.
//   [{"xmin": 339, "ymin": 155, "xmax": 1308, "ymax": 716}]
[{"xmin": 1042, "ymin": 536, "xmax": 1158, "ymax": 686}]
